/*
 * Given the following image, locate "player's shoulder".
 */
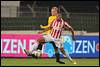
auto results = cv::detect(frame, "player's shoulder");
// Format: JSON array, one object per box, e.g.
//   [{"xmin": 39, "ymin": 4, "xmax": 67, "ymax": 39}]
[{"xmin": 49, "ymin": 16, "xmax": 57, "ymax": 19}]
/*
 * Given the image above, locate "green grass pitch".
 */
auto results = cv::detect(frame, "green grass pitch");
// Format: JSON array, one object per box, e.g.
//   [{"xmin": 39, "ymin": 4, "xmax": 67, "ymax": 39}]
[{"xmin": 1, "ymin": 58, "xmax": 99, "ymax": 66}]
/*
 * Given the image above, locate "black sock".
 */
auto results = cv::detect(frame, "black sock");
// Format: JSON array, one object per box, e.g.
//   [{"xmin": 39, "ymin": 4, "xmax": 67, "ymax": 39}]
[
  {"xmin": 49, "ymin": 41, "xmax": 60, "ymax": 62},
  {"xmin": 37, "ymin": 42, "xmax": 44, "ymax": 50},
  {"xmin": 55, "ymin": 52, "xmax": 60, "ymax": 62},
  {"xmin": 55, "ymin": 52, "xmax": 65, "ymax": 64}
]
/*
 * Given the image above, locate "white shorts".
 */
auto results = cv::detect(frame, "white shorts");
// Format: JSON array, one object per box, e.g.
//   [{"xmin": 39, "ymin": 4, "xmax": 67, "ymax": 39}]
[{"xmin": 43, "ymin": 34, "xmax": 64, "ymax": 48}]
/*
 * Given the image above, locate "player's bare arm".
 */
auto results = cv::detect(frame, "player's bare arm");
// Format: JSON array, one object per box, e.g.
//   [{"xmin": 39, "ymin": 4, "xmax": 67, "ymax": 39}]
[
  {"xmin": 68, "ymin": 27, "xmax": 75, "ymax": 40},
  {"xmin": 64, "ymin": 22, "xmax": 75, "ymax": 40}
]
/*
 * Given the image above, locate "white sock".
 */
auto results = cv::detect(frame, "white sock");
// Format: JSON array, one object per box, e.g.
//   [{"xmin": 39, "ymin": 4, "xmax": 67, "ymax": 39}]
[
  {"xmin": 64, "ymin": 51, "xmax": 73, "ymax": 61},
  {"xmin": 29, "ymin": 40, "xmax": 39, "ymax": 54}
]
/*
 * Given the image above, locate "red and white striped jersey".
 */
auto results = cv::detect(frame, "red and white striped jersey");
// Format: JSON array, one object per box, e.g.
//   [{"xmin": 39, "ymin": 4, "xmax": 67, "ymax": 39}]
[{"xmin": 50, "ymin": 18, "xmax": 71, "ymax": 39}]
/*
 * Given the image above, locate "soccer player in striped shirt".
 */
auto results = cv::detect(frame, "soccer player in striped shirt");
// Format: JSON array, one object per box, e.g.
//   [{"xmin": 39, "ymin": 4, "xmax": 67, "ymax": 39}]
[{"xmin": 39, "ymin": 15, "xmax": 76, "ymax": 64}]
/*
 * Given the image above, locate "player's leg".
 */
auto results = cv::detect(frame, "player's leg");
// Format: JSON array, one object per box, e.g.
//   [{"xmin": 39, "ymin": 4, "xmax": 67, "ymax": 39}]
[
  {"xmin": 31, "ymin": 38, "xmax": 46, "ymax": 57},
  {"xmin": 60, "ymin": 47, "xmax": 72, "ymax": 60},
  {"xmin": 24, "ymin": 46, "xmax": 38, "ymax": 58},
  {"xmin": 30, "ymin": 35, "xmax": 50, "ymax": 58},
  {"xmin": 29, "ymin": 40, "xmax": 39, "ymax": 54},
  {"xmin": 24, "ymin": 49, "xmax": 31, "ymax": 56},
  {"xmin": 60, "ymin": 47, "xmax": 76, "ymax": 64},
  {"xmin": 55, "ymin": 39, "xmax": 76, "ymax": 64},
  {"xmin": 36, "ymin": 38, "xmax": 46, "ymax": 50},
  {"xmin": 49, "ymin": 41, "xmax": 65, "ymax": 64},
  {"xmin": 36, "ymin": 34, "xmax": 53, "ymax": 51},
  {"xmin": 24, "ymin": 37, "xmax": 45, "ymax": 57},
  {"xmin": 24, "ymin": 44, "xmax": 38, "ymax": 56}
]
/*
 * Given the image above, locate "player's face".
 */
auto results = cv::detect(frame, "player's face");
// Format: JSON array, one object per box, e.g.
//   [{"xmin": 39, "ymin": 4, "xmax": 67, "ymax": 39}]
[{"xmin": 51, "ymin": 9, "xmax": 58, "ymax": 16}]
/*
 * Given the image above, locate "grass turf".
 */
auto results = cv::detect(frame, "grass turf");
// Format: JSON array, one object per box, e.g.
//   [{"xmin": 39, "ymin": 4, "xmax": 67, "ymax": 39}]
[{"xmin": 1, "ymin": 58, "xmax": 99, "ymax": 66}]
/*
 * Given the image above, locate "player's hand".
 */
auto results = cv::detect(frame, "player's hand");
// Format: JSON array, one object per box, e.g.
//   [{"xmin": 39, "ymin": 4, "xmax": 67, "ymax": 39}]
[{"xmin": 40, "ymin": 25, "xmax": 43, "ymax": 28}]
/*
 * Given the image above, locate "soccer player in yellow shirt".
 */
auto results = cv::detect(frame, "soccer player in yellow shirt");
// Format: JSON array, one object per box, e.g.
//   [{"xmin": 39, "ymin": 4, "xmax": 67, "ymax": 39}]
[{"xmin": 40, "ymin": 7, "xmax": 58, "ymax": 35}]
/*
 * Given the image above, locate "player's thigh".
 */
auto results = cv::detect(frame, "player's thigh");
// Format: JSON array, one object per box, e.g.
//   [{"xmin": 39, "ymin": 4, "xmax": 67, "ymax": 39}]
[
  {"xmin": 43, "ymin": 35, "xmax": 53, "ymax": 42},
  {"xmin": 55, "ymin": 39, "xmax": 63, "ymax": 48}
]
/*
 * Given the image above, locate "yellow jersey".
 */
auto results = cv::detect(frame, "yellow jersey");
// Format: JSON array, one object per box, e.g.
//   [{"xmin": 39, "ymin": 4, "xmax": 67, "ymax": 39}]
[{"xmin": 40, "ymin": 16, "xmax": 57, "ymax": 34}]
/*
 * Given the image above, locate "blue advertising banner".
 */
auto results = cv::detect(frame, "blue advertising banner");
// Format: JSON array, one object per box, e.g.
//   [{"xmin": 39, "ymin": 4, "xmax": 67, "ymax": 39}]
[
  {"xmin": 43, "ymin": 35, "xmax": 99, "ymax": 58},
  {"xmin": 1, "ymin": 34, "xmax": 99, "ymax": 58}
]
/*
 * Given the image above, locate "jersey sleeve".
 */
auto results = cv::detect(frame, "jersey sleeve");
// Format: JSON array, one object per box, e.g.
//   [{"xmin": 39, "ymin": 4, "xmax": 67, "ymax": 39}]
[
  {"xmin": 40, "ymin": 17, "xmax": 51, "ymax": 29},
  {"xmin": 47, "ymin": 16, "xmax": 54, "ymax": 28}
]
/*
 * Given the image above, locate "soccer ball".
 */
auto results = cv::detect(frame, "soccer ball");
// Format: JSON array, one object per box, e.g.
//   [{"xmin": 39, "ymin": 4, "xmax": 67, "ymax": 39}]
[{"xmin": 34, "ymin": 50, "xmax": 41, "ymax": 57}]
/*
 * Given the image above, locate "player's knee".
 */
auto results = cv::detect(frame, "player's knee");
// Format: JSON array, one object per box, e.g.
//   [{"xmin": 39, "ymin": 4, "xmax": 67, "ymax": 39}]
[
  {"xmin": 55, "ymin": 48, "xmax": 58, "ymax": 53},
  {"xmin": 60, "ymin": 48, "xmax": 64, "ymax": 51}
]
